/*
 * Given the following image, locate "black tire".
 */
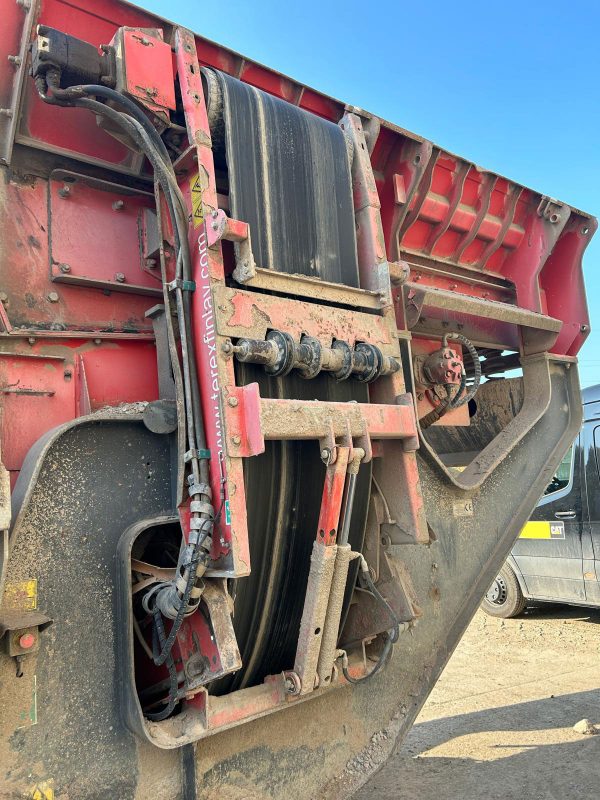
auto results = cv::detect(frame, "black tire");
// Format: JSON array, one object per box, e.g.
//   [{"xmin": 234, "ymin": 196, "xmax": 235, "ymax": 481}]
[{"xmin": 481, "ymin": 564, "xmax": 527, "ymax": 618}]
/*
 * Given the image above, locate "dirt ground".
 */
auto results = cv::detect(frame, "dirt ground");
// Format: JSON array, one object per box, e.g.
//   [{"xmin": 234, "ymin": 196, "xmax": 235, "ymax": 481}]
[{"xmin": 354, "ymin": 605, "xmax": 600, "ymax": 800}]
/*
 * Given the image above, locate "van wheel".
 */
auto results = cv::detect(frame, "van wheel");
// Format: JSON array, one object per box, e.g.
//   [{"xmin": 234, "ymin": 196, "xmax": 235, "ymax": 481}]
[{"xmin": 482, "ymin": 565, "xmax": 526, "ymax": 618}]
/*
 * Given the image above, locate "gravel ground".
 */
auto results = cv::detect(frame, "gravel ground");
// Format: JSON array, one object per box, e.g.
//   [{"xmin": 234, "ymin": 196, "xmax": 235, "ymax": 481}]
[{"xmin": 354, "ymin": 605, "xmax": 600, "ymax": 800}]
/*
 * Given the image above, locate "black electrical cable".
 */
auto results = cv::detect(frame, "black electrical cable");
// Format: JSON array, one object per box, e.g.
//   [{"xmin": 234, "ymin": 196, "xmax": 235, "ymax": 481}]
[
  {"xmin": 145, "ymin": 606, "xmax": 179, "ymax": 721},
  {"xmin": 117, "ymin": 112, "xmax": 210, "ymax": 488},
  {"xmin": 42, "ymin": 76, "xmax": 209, "ymax": 489},
  {"xmin": 151, "ymin": 523, "xmax": 212, "ymax": 667},
  {"xmin": 342, "ymin": 567, "xmax": 401, "ymax": 684},
  {"xmin": 73, "ymin": 98, "xmax": 213, "ymax": 667},
  {"xmin": 419, "ymin": 333, "xmax": 481, "ymax": 430},
  {"xmin": 37, "ymin": 79, "xmax": 216, "ymax": 684},
  {"xmin": 70, "ymin": 98, "xmax": 203, "ymax": 457},
  {"xmin": 70, "ymin": 98, "xmax": 209, "ymax": 493},
  {"xmin": 445, "ymin": 333, "xmax": 481, "ymax": 409},
  {"xmin": 45, "ymin": 80, "xmax": 172, "ymax": 166}
]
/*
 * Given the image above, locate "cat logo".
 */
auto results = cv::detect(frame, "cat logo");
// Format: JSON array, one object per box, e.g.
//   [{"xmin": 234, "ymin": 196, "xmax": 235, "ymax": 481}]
[
  {"xmin": 519, "ymin": 521, "xmax": 565, "ymax": 540},
  {"xmin": 550, "ymin": 522, "xmax": 566, "ymax": 539}
]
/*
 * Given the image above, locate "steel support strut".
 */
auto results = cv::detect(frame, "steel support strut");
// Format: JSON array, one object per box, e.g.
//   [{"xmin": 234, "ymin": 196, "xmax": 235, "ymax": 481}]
[
  {"xmin": 292, "ymin": 443, "xmax": 372, "ymax": 696},
  {"xmin": 292, "ymin": 447, "xmax": 350, "ymax": 695}
]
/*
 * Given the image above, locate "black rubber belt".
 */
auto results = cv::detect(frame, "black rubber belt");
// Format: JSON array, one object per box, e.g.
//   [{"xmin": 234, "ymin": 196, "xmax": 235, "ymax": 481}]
[
  {"xmin": 205, "ymin": 70, "xmax": 371, "ymax": 691},
  {"xmin": 181, "ymin": 744, "xmax": 197, "ymax": 800}
]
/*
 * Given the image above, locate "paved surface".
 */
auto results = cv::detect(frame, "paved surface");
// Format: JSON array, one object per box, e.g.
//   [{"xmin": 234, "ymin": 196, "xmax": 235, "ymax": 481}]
[{"xmin": 355, "ymin": 606, "xmax": 600, "ymax": 800}]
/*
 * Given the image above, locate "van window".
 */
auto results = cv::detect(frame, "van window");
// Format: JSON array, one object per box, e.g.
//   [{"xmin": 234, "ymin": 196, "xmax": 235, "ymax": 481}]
[{"xmin": 544, "ymin": 444, "xmax": 574, "ymax": 496}]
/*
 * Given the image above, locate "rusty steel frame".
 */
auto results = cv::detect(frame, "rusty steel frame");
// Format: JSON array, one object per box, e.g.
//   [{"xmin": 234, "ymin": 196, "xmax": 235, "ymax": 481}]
[
  {"xmin": 105, "ymin": 25, "xmax": 428, "ymax": 740},
  {"xmin": 403, "ymin": 281, "xmax": 562, "ymax": 353},
  {"xmin": 0, "ymin": 0, "xmax": 36, "ymax": 166},
  {"xmin": 171, "ymin": 26, "xmax": 427, "ymax": 585}
]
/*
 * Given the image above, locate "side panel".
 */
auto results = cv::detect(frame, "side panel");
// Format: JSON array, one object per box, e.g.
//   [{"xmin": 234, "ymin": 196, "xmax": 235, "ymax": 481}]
[
  {"xmin": 511, "ymin": 438, "xmax": 585, "ymax": 602},
  {"xmin": 0, "ymin": 417, "xmax": 180, "ymax": 800},
  {"xmin": 582, "ymin": 415, "xmax": 600, "ymax": 604}
]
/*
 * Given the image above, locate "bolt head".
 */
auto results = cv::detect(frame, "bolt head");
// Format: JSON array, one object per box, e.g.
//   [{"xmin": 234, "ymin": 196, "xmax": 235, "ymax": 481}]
[
  {"xmin": 47, "ymin": 291, "xmax": 59, "ymax": 303},
  {"xmin": 112, "ymin": 200, "xmax": 124, "ymax": 210},
  {"xmin": 57, "ymin": 186, "xmax": 70, "ymax": 198},
  {"xmin": 59, "ymin": 263, "xmax": 70, "ymax": 273},
  {"xmin": 114, "ymin": 272, "xmax": 126, "ymax": 283},
  {"xmin": 284, "ymin": 674, "xmax": 300, "ymax": 695},
  {"xmin": 231, "ymin": 434, "xmax": 241, "ymax": 445},
  {"xmin": 228, "ymin": 396, "xmax": 239, "ymax": 407},
  {"xmin": 0, "ymin": 292, "xmax": 8, "ymax": 302}
]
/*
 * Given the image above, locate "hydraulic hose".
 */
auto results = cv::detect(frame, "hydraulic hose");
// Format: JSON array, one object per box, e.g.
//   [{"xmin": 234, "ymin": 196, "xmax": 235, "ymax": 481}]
[
  {"xmin": 36, "ymin": 76, "xmax": 216, "ymax": 703},
  {"xmin": 43, "ymin": 80, "xmax": 172, "ymax": 166},
  {"xmin": 145, "ymin": 607, "xmax": 179, "ymax": 721},
  {"xmin": 445, "ymin": 332, "xmax": 481, "ymax": 409},
  {"xmin": 342, "ymin": 559, "xmax": 401, "ymax": 684},
  {"xmin": 420, "ymin": 332, "xmax": 481, "ymax": 430}
]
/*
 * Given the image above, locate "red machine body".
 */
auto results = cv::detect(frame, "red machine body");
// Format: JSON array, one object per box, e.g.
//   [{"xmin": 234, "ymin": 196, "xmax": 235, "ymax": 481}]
[
  {"xmin": 0, "ymin": 0, "xmax": 592, "ymax": 488},
  {"xmin": 0, "ymin": 2, "xmax": 594, "ymax": 799}
]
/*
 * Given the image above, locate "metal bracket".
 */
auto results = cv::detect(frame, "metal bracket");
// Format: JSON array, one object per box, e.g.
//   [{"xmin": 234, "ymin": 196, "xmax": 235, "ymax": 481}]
[
  {"xmin": 167, "ymin": 279, "xmax": 196, "ymax": 292},
  {"xmin": 1, "ymin": 0, "xmax": 37, "ymax": 165},
  {"xmin": 145, "ymin": 304, "xmax": 176, "ymax": 400},
  {"xmin": 0, "ymin": 609, "xmax": 52, "ymax": 677}
]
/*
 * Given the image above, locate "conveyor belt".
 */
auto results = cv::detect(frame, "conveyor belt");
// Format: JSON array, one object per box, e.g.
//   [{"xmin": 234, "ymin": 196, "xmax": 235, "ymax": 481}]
[{"xmin": 205, "ymin": 70, "xmax": 371, "ymax": 690}]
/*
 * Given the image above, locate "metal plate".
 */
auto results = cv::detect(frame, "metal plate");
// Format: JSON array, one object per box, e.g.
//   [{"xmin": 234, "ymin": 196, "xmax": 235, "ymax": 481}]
[{"xmin": 208, "ymin": 71, "xmax": 370, "ymax": 691}]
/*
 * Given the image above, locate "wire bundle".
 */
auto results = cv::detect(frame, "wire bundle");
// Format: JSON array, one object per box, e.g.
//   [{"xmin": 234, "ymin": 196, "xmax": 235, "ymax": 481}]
[{"xmin": 36, "ymin": 74, "xmax": 214, "ymax": 720}]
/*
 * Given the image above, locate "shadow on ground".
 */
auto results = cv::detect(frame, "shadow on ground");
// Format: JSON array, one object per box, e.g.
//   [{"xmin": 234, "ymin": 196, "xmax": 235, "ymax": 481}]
[
  {"xmin": 354, "ymin": 605, "xmax": 600, "ymax": 800},
  {"xmin": 519, "ymin": 603, "xmax": 600, "ymax": 624},
  {"xmin": 359, "ymin": 690, "xmax": 600, "ymax": 800}
]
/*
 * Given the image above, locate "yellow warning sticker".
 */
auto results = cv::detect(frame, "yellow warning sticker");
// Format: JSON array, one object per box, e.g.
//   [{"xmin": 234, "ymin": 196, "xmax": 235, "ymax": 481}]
[
  {"xmin": 30, "ymin": 779, "xmax": 54, "ymax": 800},
  {"xmin": 190, "ymin": 171, "xmax": 207, "ymax": 228},
  {"xmin": 519, "ymin": 521, "xmax": 565, "ymax": 540},
  {"xmin": 3, "ymin": 578, "xmax": 37, "ymax": 610}
]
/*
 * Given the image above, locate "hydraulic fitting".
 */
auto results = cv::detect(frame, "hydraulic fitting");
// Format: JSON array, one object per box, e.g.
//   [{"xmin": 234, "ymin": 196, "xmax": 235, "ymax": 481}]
[{"xmin": 225, "ymin": 331, "xmax": 400, "ymax": 383}]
